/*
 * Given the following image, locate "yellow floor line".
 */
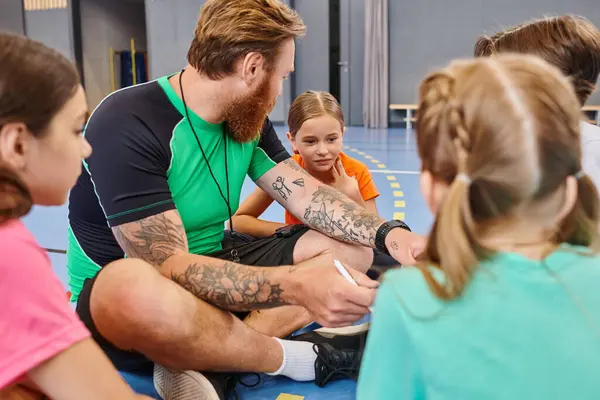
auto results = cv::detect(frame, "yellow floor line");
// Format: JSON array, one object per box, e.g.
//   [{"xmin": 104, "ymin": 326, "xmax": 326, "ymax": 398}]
[{"xmin": 393, "ymin": 212, "xmax": 406, "ymax": 220}]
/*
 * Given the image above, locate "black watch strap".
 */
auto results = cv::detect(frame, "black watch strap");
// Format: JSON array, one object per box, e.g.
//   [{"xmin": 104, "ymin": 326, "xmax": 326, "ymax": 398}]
[{"xmin": 375, "ymin": 220, "xmax": 411, "ymax": 255}]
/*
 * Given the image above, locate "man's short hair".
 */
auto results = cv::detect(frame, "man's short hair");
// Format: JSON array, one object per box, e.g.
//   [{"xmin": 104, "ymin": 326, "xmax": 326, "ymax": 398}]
[{"xmin": 188, "ymin": 0, "xmax": 306, "ymax": 80}]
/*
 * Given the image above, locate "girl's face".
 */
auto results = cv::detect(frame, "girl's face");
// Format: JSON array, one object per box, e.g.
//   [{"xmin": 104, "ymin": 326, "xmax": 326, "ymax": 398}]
[
  {"xmin": 288, "ymin": 114, "xmax": 344, "ymax": 172},
  {"xmin": 0, "ymin": 85, "xmax": 92, "ymax": 206}
]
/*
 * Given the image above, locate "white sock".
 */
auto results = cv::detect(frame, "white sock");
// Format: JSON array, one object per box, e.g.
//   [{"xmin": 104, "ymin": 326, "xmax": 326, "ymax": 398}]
[{"xmin": 267, "ymin": 338, "xmax": 317, "ymax": 381}]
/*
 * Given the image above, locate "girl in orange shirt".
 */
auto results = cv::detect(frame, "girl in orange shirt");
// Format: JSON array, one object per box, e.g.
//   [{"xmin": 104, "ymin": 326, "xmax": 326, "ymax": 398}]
[{"xmin": 231, "ymin": 90, "xmax": 381, "ymax": 238}]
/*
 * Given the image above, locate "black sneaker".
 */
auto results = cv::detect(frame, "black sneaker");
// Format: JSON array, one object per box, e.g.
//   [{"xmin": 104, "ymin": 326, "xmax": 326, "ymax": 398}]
[
  {"xmin": 313, "ymin": 343, "xmax": 363, "ymax": 387},
  {"xmin": 290, "ymin": 322, "xmax": 369, "ymax": 350}
]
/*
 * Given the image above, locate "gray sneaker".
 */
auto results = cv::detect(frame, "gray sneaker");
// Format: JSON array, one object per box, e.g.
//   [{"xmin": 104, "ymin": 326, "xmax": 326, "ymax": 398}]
[{"xmin": 153, "ymin": 364, "xmax": 226, "ymax": 400}]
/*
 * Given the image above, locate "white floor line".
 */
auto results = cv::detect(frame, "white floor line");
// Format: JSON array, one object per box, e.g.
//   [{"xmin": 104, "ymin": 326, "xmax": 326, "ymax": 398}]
[{"xmin": 370, "ymin": 169, "xmax": 420, "ymax": 175}]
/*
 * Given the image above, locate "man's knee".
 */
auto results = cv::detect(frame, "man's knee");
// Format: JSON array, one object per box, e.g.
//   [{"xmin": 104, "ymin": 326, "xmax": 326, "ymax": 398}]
[
  {"xmin": 294, "ymin": 230, "xmax": 373, "ymax": 273},
  {"xmin": 90, "ymin": 258, "xmax": 186, "ymax": 347},
  {"xmin": 336, "ymin": 242, "xmax": 373, "ymax": 273}
]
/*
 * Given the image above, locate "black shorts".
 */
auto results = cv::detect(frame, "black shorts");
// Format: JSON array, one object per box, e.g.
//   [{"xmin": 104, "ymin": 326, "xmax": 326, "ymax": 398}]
[{"xmin": 75, "ymin": 225, "xmax": 310, "ymax": 374}]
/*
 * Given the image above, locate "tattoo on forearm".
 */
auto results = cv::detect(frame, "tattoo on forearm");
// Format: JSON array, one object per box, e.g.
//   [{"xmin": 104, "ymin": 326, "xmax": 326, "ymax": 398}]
[
  {"xmin": 272, "ymin": 176, "xmax": 293, "ymax": 201},
  {"xmin": 390, "ymin": 241, "xmax": 399, "ymax": 251},
  {"xmin": 170, "ymin": 262, "xmax": 285, "ymax": 311},
  {"xmin": 113, "ymin": 213, "xmax": 186, "ymax": 267},
  {"xmin": 292, "ymin": 178, "xmax": 304, "ymax": 187},
  {"xmin": 283, "ymin": 158, "xmax": 310, "ymax": 176},
  {"xmin": 303, "ymin": 185, "xmax": 381, "ymax": 246}
]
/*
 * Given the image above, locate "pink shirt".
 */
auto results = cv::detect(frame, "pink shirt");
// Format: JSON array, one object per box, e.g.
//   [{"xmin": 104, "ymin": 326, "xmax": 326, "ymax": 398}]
[{"xmin": 0, "ymin": 219, "xmax": 90, "ymax": 389}]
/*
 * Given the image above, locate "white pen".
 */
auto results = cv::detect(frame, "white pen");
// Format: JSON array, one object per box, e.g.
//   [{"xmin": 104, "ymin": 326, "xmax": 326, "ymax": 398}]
[
  {"xmin": 333, "ymin": 259, "xmax": 359, "ymax": 286},
  {"xmin": 333, "ymin": 259, "xmax": 375, "ymax": 313}
]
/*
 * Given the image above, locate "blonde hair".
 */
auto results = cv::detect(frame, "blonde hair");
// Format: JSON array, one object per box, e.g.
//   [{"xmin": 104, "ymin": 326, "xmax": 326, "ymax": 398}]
[
  {"xmin": 287, "ymin": 91, "xmax": 344, "ymax": 137},
  {"xmin": 474, "ymin": 15, "xmax": 600, "ymax": 105},
  {"xmin": 416, "ymin": 54, "xmax": 600, "ymax": 300},
  {"xmin": 188, "ymin": 0, "xmax": 306, "ymax": 80}
]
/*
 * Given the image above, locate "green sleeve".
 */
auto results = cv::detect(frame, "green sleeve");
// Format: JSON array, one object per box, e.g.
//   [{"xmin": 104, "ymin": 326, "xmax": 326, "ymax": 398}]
[
  {"xmin": 356, "ymin": 279, "xmax": 425, "ymax": 400},
  {"xmin": 248, "ymin": 145, "xmax": 278, "ymax": 182},
  {"xmin": 247, "ymin": 119, "xmax": 290, "ymax": 181}
]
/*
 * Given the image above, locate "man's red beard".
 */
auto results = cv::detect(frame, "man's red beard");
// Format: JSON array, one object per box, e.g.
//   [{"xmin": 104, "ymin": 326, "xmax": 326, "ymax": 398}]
[{"xmin": 223, "ymin": 74, "xmax": 277, "ymax": 143}]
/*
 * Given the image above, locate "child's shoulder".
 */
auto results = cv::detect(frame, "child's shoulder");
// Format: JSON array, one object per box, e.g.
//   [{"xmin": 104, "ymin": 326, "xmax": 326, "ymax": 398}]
[
  {"xmin": 379, "ymin": 266, "xmax": 447, "ymax": 319},
  {"xmin": 0, "ymin": 219, "xmax": 35, "ymax": 244},
  {"xmin": 0, "ymin": 219, "xmax": 44, "ymax": 264}
]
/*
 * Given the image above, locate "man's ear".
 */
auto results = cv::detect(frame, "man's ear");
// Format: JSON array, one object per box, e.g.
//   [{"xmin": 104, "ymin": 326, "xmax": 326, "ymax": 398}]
[{"xmin": 240, "ymin": 52, "xmax": 265, "ymax": 86}]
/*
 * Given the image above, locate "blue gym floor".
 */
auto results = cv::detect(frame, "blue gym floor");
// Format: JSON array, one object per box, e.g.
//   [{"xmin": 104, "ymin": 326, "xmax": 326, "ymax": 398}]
[{"xmin": 22, "ymin": 125, "xmax": 434, "ymax": 399}]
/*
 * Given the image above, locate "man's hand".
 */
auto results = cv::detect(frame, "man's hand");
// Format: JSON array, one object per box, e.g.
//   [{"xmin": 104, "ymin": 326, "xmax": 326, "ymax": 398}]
[
  {"xmin": 385, "ymin": 228, "xmax": 427, "ymax": 265},
  {"xmin": 286, "ymin": 252, "xmax": 379, "ymax": 327}
]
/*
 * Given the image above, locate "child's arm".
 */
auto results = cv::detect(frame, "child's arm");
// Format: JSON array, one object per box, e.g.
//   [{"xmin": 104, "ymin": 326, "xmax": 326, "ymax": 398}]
[
  {"xmin": 356, "ymin": 278, "xmax": 425, "ymax": 400},
  {"xmin": 21, "ymin": 338, "xmax": 151, "ymax": 400},
  {"xmin": 229, "ymin": 186, "xmax": 286, "ymax": 237}
]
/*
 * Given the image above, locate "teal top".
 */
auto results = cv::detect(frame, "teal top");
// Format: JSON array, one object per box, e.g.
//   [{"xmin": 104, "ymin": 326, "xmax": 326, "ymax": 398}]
[{"xmin": 357, "ymin": 245, "xmax": 600, "ymax": 400}]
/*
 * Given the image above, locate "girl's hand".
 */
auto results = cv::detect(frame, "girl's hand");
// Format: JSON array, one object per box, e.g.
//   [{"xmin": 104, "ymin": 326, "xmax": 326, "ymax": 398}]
[{"xmin": 330, "ymin": 158, "xmax": 361, "ymax": 200}]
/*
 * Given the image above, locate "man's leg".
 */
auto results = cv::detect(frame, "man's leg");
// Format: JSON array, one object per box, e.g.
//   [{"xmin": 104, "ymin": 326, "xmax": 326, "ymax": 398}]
[
  {"xmin": 81, "ymin": 258, "xmax": 362, "ymax": 398},
  {"xmin": 240, "ymin": 228, "xmax": 374, "ymax": 338},
  {"xmin": 88, "ymin": 259, "xmax": 284, "ymax": 373}
]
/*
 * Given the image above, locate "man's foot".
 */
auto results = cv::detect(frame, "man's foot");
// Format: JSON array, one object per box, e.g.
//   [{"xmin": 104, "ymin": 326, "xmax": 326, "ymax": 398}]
[
  {"xmin": 313, "ymin": 343, "xmax": 363, "ymax": 387},
  {"xmin": 290, "ymin": 321, "xmax": 369, "ymax": 350},
  {"xmin": 153, "ymin": 364, "xmax": 232, "ymax": 400},
  {"xmin": 293, "ymin": 324, "xmax": 368, "ymax": 388}
]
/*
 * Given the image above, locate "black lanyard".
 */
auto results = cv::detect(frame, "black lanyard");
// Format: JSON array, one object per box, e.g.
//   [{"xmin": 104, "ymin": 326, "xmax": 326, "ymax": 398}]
[{"xmin": 178, "ymin": 69, "xmax": 239, "ymax": 262}]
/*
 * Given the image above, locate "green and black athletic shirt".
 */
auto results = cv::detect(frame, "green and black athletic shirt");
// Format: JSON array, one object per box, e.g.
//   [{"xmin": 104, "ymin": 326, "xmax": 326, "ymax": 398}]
[{"xmin": 67, "ymin": 76, "xmax": 290, "ymax": 302}]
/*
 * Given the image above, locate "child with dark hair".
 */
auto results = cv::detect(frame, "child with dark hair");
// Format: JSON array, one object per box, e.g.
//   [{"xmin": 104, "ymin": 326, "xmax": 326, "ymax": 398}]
[{"xmin": 0, "ymin": 33, "xmax": 150, "ymax": 400}]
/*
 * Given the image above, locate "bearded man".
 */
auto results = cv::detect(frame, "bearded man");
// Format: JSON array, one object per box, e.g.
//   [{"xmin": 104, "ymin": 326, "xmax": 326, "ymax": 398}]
[{"xmin": 66, "ymin": 0, "xmax": 424, "ymax": 398}]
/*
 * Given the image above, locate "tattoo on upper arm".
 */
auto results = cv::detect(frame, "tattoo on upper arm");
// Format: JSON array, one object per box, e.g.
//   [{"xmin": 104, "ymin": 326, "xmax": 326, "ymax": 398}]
[
  {"xmin": 113, "ymin": 213, "xmax": 186, "ymax": 268},
  {"xmin": 303, "ymin": 185, "xmax": 381, "ymax": 246},
  {"xmin": 170, "ymin": 262, "xmax": 285, "ymax": 311},
  {"xmin": 272, "ymin": 176, "xmax": 293, "ymax": 201}
]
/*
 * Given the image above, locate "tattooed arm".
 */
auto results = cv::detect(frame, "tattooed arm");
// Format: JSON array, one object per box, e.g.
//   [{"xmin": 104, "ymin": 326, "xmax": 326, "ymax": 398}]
[
  {"xmin": 255, "ymin": 159, "xmax": 425, "ymax": 264},
  {"xmin": 229, "ymin": 186, "xmax": 286, "ymax": 238},
  {"xmin": 111, "ymin": 209, "xmax": 377, "ymax": 326},
  {"xmin": 255, "ymin": 159, "xmax": 385, "ymax": 246},
  {"xmin": 111, "ymin": 210, "xmax": 293, "ymax": 312}
]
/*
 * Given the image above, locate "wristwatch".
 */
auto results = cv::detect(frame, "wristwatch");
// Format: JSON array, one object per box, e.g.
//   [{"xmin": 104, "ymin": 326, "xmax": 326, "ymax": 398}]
[{"xmin": 375, "ymin": 220, "xmax": 411, "ymax": 255}]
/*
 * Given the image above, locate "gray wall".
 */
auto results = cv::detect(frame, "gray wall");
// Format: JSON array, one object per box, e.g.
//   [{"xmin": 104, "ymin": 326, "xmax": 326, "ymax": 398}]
[
  {"xmin": 0, "ymin": 0, "xmax": 26, "ymax": 34},
  {"xmin": 144, "ymin": 0, "xmax": 204, "ymax": 79},
  {"xmin": 81, "ymin": 0, "xmax": 147, "ymax": 108},
  {"xmin": 293, "ymin": 0, "xmax": 330, "ymax": 97},
  {"xmin": 25, "ymin": 6, "xmax": 75, "ymax": 60},
  {"xmin": 390, "ymin": 0, "xmax": 600, "ymax": 120}
]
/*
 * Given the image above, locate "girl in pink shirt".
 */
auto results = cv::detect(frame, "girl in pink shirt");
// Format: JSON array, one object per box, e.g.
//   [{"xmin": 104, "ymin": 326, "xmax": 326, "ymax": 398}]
[{"xmin": 0, "ymin": 33, "xmax": 150, "ymax": 399}]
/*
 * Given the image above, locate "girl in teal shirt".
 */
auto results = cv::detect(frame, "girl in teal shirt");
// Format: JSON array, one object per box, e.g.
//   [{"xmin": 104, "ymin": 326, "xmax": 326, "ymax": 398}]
[{"xmin": 357, "ymin": 54, "xmax": 600, "ymax": 399}]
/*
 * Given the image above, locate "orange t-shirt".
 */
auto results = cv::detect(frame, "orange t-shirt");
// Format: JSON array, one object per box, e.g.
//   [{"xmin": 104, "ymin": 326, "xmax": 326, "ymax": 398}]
[{"xmin": 285, "ymin": 152, "xmax": 380, "ymax": 225}]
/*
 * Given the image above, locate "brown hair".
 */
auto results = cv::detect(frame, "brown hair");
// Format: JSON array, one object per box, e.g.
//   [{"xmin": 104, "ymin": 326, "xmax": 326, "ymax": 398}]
[
  {"xmin": 474, "ymin": 15, "xmax": 600, "ymax": 105},
  {"xmin": 416, "ymin": 54, "xmax": 600, "ymax": 300},
  {"xmin": 188, "ymin": 0, "xmax": 305, "ymax": 80},
  {"xmin": 287, "ymin": 91, "xmax": 344, "ymax": 137},
  {"xmin": 0, "ymin": 33, "xmax": 80, "ymax": 223}
]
